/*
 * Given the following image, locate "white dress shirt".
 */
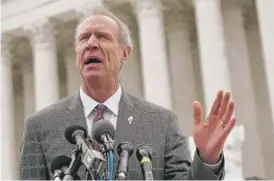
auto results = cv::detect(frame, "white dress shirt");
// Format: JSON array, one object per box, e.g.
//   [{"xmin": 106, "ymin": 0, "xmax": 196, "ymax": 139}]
[{"xmin": 79, "ymin": 86, "xmax": 122, "ymax": 137}]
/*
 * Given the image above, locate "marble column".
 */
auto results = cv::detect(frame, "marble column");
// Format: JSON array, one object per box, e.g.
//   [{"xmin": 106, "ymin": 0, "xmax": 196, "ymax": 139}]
[
  {"xmin": 65, "ymin": 48, "xmax": 81, "ymax": 95},
  {"xmin": 255, "ymin": 0, "xmax": 274, "ymax": 139},
  {"xmin": 223, "ymin": 0, "xmax": 265, "ymax": 178},
  {"xmin": 135, "ymin": 0, "xmax": 172, "ymax": 109},
  {"xmin": 25, "ymin": 19, "xmax": 60, "ymax": 111},
  {"xmin": 193, "ymin": 0, "xmax": 231, "ymax": 113},
  {"xmin": 165, "ymin": 8, "xmax": 196, "ymax": 135},
  {"xmin": 1, "ymin": 36, "xmax": 17, "ymax": 180},
  {"xmin": 246, "ymin": 22, "xmax": 274, "ymax": 179},
  {"xmin": 21, "ymin": 61, "xmax": 34, "ymax": 117}
]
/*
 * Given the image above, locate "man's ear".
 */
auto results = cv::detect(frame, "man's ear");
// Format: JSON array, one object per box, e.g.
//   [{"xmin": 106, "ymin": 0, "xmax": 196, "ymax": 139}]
[{"xmin": 122, "ymin": 45, "xmax": 131, "ymax": 63}]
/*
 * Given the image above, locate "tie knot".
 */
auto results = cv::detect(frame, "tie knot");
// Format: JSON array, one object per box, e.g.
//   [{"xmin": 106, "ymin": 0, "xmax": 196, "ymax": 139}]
[
  {"xmin": 94, "ymin": 104, "xmax": 107, "ymax": 121},
  {"xmin": 97, "ymin": 104, "xmax": 107, "ymax": 111}
]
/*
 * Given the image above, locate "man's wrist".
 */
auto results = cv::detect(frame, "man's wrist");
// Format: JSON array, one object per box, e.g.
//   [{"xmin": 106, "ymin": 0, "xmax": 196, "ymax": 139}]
[{"xmin": 198, "ymin": 149, "xmax": 221, "ymax": 165}]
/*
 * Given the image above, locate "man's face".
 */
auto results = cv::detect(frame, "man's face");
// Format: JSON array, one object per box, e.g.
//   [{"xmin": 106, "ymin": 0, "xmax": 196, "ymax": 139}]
[{"xmin": 75, "ymin": 15, "xmax": 129, "ymax": 82}]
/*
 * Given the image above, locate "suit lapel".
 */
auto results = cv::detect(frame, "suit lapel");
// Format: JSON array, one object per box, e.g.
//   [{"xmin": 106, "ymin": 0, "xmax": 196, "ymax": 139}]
[
  {"xmin": 114, "ymin": 91, "xmax": 140, "ymax": 167},
  {"xmin": 65, "ymin": 91, "xmax": 87, "ymax": 131}
]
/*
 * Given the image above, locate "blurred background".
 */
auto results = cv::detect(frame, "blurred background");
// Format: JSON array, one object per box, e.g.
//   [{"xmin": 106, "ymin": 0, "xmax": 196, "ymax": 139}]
[{"xmin": 1, "ymin": 0, "xmax": 274, "ymax": 179}]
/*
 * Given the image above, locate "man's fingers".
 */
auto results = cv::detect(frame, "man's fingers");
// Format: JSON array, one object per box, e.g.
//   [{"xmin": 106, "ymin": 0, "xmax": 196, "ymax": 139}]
[
  {"xmin": 222, "ymin": 101, "xmax": 235, "ymax": 125},
  {"xmin": 193, "ymin": 101, "xmax": 202, "ymax": 126},
  {"xmin": 210, "ymin": 90, "xmax": 223, "ymax": 115},
  {"xmin": 221, "ymin": 116, "xmax": 236, "ymax": 139},
  {"xmin": 207, "ymin": 90, "xmax": 223, "ymax": 124},
  {"xmin": 217, "ymin": 92, "xmax": 231, "ymax": 118}
]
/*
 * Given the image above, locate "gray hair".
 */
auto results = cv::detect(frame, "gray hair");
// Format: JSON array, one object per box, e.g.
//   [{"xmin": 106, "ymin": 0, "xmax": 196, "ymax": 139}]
[{"xmin": 75, "ymin": 6, "xmax": 133, "ymax": 48}]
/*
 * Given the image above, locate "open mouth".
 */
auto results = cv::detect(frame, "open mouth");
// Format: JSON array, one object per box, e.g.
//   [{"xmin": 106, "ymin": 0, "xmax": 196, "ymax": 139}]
[{"xmin": 84, "ymin": 58, "xmax": 101, "ymax": 65}]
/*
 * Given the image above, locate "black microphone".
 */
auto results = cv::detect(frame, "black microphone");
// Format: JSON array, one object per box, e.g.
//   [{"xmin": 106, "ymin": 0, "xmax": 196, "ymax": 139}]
[
  {"xmin": 92, "ymin": 119, "xmax": 115, "ymax": 152},
  {"xmin": 63, "ymin": 150, "xmax": 82, "ymax": 180},
  {"xmin": 65, "ymin": 125, "xmax": 87, "ymax": 145},
  {"xmin": 65, "ymin": 125, "xmax": 107, "ymax": 176},
  {"xmin": 116, "ymin": 142, "xmax": 134, "ymax": 180},
  {"xmin": 50, "ymin": 155, "xmax": 71, "ymax": 181},
  {"xmin": 136, "ymin": 145, "xmax": 154, "ymax": 180}
]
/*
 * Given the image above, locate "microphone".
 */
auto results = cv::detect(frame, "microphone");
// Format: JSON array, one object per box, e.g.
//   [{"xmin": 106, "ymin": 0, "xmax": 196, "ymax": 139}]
[
  {"xmin": 63, "ymin": 150, "xmax": 82, "ymax": 180},
  {"xmin": 50, "ymin": 155, "xmax": 71, "ymax": 181},
  {"xmin": 65, "ymin": 125, "xmax": 107, "ymax": 176},
  {"xmin": 92, "ymin": 119, "xmax": 115, "ymax": 152},
  {"xmin": 116, "ymin": 142, "xmax": 134, "ymax": 180},
  {"xmin": 92, "ymin": 119, "xmax": 115, "ymax": 180},
  {"xmin": 65, "ymin": 125, "xmax": 87, "ymax": 145},
  {"xmin": 136, "ymin": 145, "xmax": 154, "ymax": 180}
]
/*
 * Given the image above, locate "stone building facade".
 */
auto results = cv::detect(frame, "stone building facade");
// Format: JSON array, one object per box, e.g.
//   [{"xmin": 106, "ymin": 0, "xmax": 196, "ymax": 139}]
[{"xmin": 1, "ymin": 0, "xmax": 274, "ymax": 179}]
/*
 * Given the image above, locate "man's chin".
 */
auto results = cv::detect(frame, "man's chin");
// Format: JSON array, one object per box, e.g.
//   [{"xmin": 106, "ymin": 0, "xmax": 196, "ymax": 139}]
[{"xmin": 81, "ymin": 71, "xmax": 104, "ymax": 82}]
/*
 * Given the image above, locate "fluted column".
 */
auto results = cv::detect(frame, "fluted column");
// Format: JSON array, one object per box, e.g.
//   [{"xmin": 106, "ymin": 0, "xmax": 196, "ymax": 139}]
[
  {"xmin": 165, "ymin": 8, "xmax": 196, "ymax": 134},
  {"xmin": 193, "ymin": 0, "xmax": 231, "ymax": 112},
  {"xmin": 223, "ymin": 0, "xmax": 265, "ymax": 178},
  {"xmin": 135, "ymin": 0, "xmax": 172, "ymax": 109},
  {"xmin": 25, "ymin": 19, "xmax": 60, "ymax": 110},
  {"xmin": 1, "ymin": 36, "xmax": 17, "ymax": 180},
  {"xmin": 255, "ymin": 0, "xmax": 274, "ymax": 138},
  {"xmin": 65, "ymin": 48, "xmax": 81, "ymax": 95},
  {"xmin": 21, "ymin": 61, "xmax": 34, "ymax": 117}
]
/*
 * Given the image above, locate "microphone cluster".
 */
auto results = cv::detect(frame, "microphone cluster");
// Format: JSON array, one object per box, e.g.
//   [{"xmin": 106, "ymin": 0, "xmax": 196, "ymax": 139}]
[{"xmin": 50, "ymin": 119, "xmax": 154, "ymax": 180}]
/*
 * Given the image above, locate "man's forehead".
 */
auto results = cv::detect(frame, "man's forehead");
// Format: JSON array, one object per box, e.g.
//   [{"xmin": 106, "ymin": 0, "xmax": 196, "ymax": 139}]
[{"xmin": 80, "ymin": 15, "xmax": 119, "ymax": 32}]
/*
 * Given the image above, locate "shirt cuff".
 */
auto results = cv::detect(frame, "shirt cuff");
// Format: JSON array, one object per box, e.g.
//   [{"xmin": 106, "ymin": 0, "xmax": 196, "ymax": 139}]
[{"xmin": 203, "ymin": 156, "xmax": 223, "ymax": 173}]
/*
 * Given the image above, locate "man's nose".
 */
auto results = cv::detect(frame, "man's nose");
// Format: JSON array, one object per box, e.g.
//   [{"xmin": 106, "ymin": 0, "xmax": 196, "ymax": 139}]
[{"xmin": 87, "ymin": 35, "xmax": 99, "ymax": 49}]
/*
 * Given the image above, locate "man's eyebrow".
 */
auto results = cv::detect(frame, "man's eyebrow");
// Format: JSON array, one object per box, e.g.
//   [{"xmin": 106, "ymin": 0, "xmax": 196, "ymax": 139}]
[
  {"xmin": 78, "ymin": 27, "xmax": 115, "ymax": 39},
  {"xmin": 79, "ymin": 28, "xmax": 90, "ymax": 34},
  {"xmin": 80, "ymin": 27, "xmax": 110, "ymax": 33},
  {"xmin": 97, "ymin": 29, "xmax": 112, "ymax": 35}
]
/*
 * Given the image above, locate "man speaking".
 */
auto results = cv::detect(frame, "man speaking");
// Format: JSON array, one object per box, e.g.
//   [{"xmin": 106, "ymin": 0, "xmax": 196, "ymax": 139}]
[{"xmin": 19, "ymin": 7, "xmax": 236, "ymax": 180}]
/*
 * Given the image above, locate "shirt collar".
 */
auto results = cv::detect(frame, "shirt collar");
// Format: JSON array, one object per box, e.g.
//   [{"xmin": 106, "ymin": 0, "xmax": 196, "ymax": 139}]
[{"xmin": 79, "ymin": 86, "xmax": 122, "ymax": 118}]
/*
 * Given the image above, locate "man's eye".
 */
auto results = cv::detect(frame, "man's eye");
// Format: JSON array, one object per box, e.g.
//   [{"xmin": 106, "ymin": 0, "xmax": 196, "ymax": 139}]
[
  {"xmin": 80, "ymin": 35, "xmax": 89, "ymax": 41},
  {"xmin": 97, "ymin": 34, "xmax": 107, "ymax": 39}
]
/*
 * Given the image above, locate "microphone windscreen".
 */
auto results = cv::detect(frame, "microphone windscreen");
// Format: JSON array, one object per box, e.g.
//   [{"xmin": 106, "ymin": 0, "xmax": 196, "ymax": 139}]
[
  {"xmin": 117, "ymin": 142, "xmax": 134, "ymax": 156},
  {"xmin": 50, "ymin": 155, "xmax": 71, "ymax": 174},
  {"xmin": 65, "ymin": 125, "xmax": 87, "ymax": 144},
  {"xmin": 136, "ymin": 145, "xmax": 153, "ymax": 162},
  {"xmin": 92, "ymin": 119, "xmax": 115, "ymax": 144}
]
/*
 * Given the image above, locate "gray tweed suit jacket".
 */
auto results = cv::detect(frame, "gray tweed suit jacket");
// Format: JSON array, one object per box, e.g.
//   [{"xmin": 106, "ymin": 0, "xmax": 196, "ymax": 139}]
[{"xmin": 19, "ymin": 90, "xmax": 225, "ymax": 180}]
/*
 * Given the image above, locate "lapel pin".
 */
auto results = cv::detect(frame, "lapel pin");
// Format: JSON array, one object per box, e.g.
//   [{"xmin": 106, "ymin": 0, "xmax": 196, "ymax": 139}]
[{"xmin": 128, "ymin": 116, "xmax": 133, "ymax": 124}]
